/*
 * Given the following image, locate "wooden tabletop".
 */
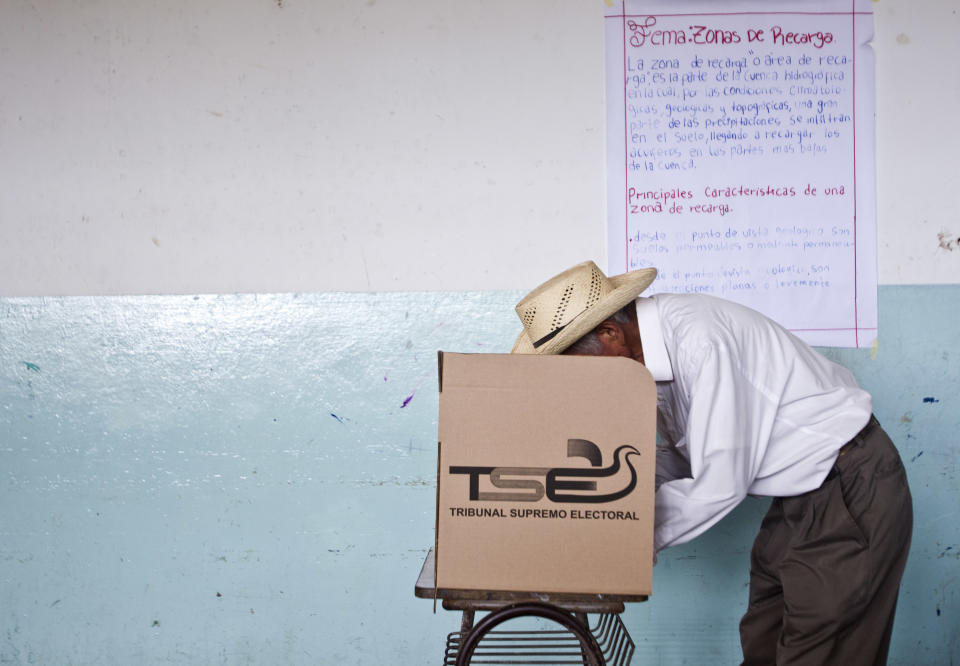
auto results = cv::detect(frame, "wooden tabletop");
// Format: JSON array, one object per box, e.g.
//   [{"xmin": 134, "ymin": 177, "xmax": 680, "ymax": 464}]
[{"xmin": 415, "ymin": 548, "xmax": 647, "ymax": 613}]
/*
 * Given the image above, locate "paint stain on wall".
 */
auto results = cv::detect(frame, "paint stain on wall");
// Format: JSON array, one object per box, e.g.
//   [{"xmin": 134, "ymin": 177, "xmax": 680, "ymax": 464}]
[
  {"xmin": 401, "ymin": 392, "xmax": 415, "ymax": 408},
  {"xmin": 922, "ymin": 397, "xmax": 940, "ymax": 404},
  {"xmin": 23, "ymin": 361, "xmax": 40, "ymax": 372},
  {"xmin": 330, "ymin": 413, "xmax": 345, "ymax": 423},
  {"xmin": 938, "ymin": 231, "xmax": 960, "ymax": 251},
  {"xmin": 896, "ymin": 33, "xmax": 910, "ymax": 45}
]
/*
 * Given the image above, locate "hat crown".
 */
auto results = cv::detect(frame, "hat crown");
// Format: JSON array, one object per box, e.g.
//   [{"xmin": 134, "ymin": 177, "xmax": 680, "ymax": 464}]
[{"xmin": 515, "ymin": 262, "xmax": 613, "ymax": 345}]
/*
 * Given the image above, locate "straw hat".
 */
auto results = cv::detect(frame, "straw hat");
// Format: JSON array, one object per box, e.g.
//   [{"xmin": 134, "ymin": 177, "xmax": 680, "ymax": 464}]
[{"xmin": 511, "ymin": 261, "xmax": 657, "ymax": 355}]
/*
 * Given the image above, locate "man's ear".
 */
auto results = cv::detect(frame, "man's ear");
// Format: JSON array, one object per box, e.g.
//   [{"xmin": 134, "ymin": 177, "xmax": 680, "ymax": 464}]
[{"xmin": 596, "ymin": 320, "xmax": 624, "ymax": 343}]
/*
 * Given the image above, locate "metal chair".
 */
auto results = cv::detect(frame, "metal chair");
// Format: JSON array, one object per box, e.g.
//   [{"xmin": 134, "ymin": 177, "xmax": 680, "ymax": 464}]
[{"xmin": 416, "ymin": 548, "xmax": 642, "ymax": 665}]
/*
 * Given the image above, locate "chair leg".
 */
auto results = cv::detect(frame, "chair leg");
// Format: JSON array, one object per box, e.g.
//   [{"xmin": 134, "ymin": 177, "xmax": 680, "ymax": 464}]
[{"xmin": 459, "ymin": 609, "xmax": 475, "ymax": 636}]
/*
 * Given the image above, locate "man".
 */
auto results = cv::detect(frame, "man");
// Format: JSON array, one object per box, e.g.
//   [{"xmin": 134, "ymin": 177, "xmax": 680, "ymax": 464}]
[{"xmin": 511, "ymin": 260, "xmax": 912, "ymax": 665}]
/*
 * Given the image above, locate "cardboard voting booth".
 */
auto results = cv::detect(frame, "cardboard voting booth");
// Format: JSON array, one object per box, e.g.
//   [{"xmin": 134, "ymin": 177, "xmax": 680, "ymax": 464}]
[{"xmin": 435, "ymin": 352, "xmax": 657, "ymax": 596}]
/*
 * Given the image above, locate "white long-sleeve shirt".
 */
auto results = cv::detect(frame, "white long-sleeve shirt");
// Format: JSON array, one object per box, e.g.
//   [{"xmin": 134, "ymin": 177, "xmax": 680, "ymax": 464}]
[{"xmin": 636, "ymin": 294, "xmax": 872, "ymax": 553}]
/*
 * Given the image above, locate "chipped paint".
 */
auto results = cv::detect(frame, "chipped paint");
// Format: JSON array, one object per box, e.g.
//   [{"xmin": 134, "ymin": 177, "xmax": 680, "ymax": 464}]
[{"xmin": 938, "ymin": 231, "xmax": 960, "ymax": 252}]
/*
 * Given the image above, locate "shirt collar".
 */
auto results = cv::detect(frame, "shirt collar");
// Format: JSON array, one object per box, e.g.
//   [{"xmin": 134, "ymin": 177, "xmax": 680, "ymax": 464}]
[{"xmin": 634, "ymin": 297, "xmax": 673, "ymax": 382}]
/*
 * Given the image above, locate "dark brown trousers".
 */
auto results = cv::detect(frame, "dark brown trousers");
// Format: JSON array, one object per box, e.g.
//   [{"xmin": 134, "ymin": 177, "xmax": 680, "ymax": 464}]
[{"xmin": 739, "ymin": 418, "xmax": 913, "ymax": 665}]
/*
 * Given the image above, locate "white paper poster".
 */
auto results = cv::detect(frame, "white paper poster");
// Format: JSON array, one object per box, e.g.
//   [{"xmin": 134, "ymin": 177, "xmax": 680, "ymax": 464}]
[{"xmin": 605, "ymin": 0, "xmax": 876, "ymax": 347}]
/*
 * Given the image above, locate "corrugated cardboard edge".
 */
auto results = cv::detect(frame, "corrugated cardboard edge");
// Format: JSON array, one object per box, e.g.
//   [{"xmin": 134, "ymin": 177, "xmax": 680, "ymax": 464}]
[
  {"xmin": 437, "ymin": 350, "xmax": 444, "ymax": 393},
  {"xmin": 433, "ymin": 440, "xmax": 441, "ymax": 613},
  {"xmin": 434, "ymin": 351, "xmax": 444, "ymax": 613}
]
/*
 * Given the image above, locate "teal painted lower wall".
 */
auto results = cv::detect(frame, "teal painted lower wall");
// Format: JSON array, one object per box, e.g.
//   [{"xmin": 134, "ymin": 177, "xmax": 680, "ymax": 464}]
[{"xmin": 1, "ymin": 286, "xmax": 957, "ymax": 664}]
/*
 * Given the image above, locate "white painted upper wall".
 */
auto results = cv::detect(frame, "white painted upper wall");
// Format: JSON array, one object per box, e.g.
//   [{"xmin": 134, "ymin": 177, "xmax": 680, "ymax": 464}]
[
  {"xmin": 872, "ymin": 0, "xmax": 960, "ymax": 284},
  {"xmin": 0, "ymin": 0, "xmax": 956, "ymax": 296}
]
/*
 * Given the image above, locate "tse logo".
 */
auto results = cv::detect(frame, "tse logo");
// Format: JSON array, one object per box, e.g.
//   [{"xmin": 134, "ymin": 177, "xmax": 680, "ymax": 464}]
[{"xmin": 449, "ymin": 439, "xmax": 642, "ymax": 504}]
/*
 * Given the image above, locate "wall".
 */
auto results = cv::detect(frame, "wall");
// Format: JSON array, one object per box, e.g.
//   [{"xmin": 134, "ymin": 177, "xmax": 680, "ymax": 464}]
[
  {"xmin": 1, "ymin": 1, "xmax": 958, "ymax": 664},
  {"xmin": 0, "ymin": 0, "xmax": 958, "ymax": 296},
  {"xmin": 0, "ymin": 0, "xmax": 606, "ymax": 296},
  {"xmin": 1, "ymin": 286, "xmax": 957, "ymax": 664}
]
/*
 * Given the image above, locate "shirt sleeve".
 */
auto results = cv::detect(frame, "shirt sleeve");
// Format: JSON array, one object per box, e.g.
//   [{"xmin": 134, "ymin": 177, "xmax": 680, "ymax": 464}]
[
  {"xmin": 655, "ymin": 445, "xmax": 692, "ymax": 490},
  {"xmin": 653, "ymin": 341, "xmax": 779, "ymax": 552}
]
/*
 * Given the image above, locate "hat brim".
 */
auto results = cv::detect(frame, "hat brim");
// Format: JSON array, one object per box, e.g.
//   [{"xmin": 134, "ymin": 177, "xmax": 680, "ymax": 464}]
[{"xmin": 511, "ymin": 267, "xmax": 657, "ymax": 355}]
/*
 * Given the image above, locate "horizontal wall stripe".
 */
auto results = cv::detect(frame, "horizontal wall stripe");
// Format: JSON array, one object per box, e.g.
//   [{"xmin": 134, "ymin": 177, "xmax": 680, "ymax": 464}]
[{"xmin": 1, "ymin": 285, "xmax": 957, "ymax": 664}]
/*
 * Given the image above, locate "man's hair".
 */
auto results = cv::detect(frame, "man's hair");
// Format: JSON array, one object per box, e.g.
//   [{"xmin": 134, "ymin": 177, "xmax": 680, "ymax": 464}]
[{"xmin": 564, "ymin": 302, "xmax": 635, "ymax": 356}]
